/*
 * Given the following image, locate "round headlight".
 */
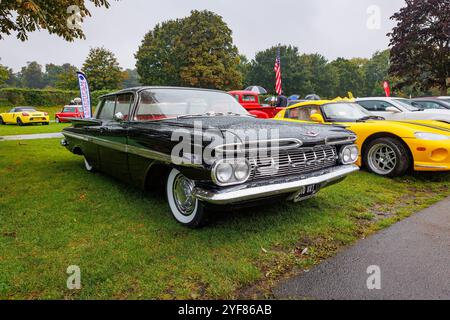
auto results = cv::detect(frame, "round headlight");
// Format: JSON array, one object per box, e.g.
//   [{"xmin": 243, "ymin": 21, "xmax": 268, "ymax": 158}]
[
  {"xmin": 215, "ymin": 162, "xmax": 233, "ymax": 183},
  {"xmin": 350, "ymin": 146, "xmax": 358, "ymax": 162},
  {"xmin": 234, "ymin": 161, "xmax": 250, "ymax": 181},
  {"xmin": 343, "ymin": 148, "xmax": 351, "ymax": 163}
]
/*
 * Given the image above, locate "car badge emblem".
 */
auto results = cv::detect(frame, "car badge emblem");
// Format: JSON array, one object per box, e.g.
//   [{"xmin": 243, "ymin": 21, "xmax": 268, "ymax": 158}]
[{"xmin": 303, "ymin": 131, "xmax": 319, "ymax": 137}]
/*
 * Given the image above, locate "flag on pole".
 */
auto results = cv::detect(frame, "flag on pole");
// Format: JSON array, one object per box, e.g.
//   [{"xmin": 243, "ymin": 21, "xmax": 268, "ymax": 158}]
[
  {"xmin": 77, "ymin": 71, "xmax": 92, "ymax": 118},
  {"xmin": 383, "ymin": 81, "xmax": 391, "ymax": 97},
  {"xmin": 274, "ymin": 48, "xmax": 282, "ymax": 95}
]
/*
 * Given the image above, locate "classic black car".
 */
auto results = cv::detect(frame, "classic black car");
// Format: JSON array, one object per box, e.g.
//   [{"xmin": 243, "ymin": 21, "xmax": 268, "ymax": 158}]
[{"xmin": 61, "ymin": 87, "xmax": 359, "ymax": 227}]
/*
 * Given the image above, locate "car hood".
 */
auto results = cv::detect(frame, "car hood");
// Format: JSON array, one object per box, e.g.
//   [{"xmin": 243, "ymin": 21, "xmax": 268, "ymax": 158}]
[
  {"xmin": 342, "ymin": 120, "xmax": 450, "ymax": 137},
  {"xmin": 160, "ymin": 116, "xmax": 354, "ymax": 145}
]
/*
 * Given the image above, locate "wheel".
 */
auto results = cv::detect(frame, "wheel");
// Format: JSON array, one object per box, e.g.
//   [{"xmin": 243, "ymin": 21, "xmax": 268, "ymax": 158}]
[
  {"xmin": 17, "ymin": 118, "xmax": 23, "ymax": 126},
  {"xmin": 0, "ymin": 116, "xmax": 4, "ymax": 125},
  {"xmin": 84, "ymin": 157, "xmax": 96, "ymax": 172},
  {"xmin": 166, "ymin": 168, "xmax": 207, "ymax": 228},
  {"xmin": 55, "ymin": 117, "xmax": 60, "ymax": 123},
  {"xmin": 363, "ymin": 137, "xmax": 411, "ymax": 177}
]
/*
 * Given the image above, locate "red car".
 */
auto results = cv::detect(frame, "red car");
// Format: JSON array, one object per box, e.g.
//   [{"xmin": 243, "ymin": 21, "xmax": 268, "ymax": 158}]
[
  {"xmin": 229, "ymin": 90, "xmax": 283, "ymax": 118},
  {"xmin": 55, "ymin": 105, "xmax": 83, "ymax": 123}
]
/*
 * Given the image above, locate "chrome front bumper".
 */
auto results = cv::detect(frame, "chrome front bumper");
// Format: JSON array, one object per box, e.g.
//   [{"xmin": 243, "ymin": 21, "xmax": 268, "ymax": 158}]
[{"xmin": 192, "ymin": 164, "xmax": 359, "ymax": 205}]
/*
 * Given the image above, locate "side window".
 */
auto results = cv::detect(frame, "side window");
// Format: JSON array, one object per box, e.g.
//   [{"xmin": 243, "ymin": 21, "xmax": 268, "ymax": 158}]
[
  {"xmin": 9, "ymin": 108, "xmax": 15, "ymax": 113},
  {"xmin": 97, "ymin": 97, "xmax": 116, "ymax": 120},
  {"xmin": 358, "ymin": 100, "xmax": 377, "ymax": 111},
  {"xmin": 286, "ymin": 106, "xmax": 320, "ymax": 121},
  {"xmin": 242, "ymin": 95, "xmax": 256, "ymax": 102},
  {"xmin": 418, "ymin": 101, "xmax": 444, "ymax": 109},
  {"xmin": 115, "ymin": 94, "xmax": 134, "ymax": 120},
  {"xmin": 376, "ymin": 101, "xmax": 396, "ymax": 111}
]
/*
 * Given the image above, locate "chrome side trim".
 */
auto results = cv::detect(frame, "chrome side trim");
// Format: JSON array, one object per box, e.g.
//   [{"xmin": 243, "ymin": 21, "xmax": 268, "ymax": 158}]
[
  {"xmin": 63, "ymin": 131, "xmax": 199, "ymax": 166},
  {"xmin": 192, "ymin": 164, "xmax": 359, "ymax": 205}
]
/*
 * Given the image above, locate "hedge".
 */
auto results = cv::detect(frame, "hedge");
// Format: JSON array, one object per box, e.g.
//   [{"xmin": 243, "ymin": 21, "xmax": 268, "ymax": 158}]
[{"xmin": 0, "ymin": 88, "xmax": 112, "ymax": 107}]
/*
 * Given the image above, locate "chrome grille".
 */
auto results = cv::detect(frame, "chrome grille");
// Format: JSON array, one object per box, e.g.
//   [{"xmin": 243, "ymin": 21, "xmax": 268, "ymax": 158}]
[{"xmin": 249, "ymin": 145, "xmax": 338, "ymax": 180}]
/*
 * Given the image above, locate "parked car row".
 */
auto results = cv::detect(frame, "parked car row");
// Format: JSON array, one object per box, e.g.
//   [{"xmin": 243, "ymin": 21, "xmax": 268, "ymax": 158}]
[{"xmin": 59, "ymin": 86, "xmax": 450, "ymax": 227}]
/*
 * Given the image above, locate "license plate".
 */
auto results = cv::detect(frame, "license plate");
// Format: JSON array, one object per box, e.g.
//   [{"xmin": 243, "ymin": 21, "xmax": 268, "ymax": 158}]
[{"xmin": 293, "ymin": 184, "xmax": 319, "ymax": 202}]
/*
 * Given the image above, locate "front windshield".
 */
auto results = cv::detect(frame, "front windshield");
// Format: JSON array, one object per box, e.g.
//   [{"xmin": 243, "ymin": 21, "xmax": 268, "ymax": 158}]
[
  {"xmin": 322, "ymin": 102, "xmax": 373, "ymax": 121},
  {"xmin": 135, "ymin": 89, "xmax": 249, "ymax": 121},
  {"xmin": 16, "ymin": 107, "xmax": 36, "ymax": 112},
  {"xmin": 394, "ymin": 98, "xmax": 420, "ymax": 111}
]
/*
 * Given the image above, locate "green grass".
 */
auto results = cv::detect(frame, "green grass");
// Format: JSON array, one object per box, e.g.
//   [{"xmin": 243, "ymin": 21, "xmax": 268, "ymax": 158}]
[
  {"xmin": 0, "ymin": 139, "xmax": 449, "ymax": 299},
  {"xmin": 0, "ymin": 123, "xmax": 69, "ymax": 136}
]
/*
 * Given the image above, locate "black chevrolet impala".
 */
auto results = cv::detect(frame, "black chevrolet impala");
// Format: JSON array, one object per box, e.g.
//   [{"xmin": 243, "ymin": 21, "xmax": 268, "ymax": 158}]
[{"xmin": 61, "ymin": 87, "xmax": 359, "ymax": 227}]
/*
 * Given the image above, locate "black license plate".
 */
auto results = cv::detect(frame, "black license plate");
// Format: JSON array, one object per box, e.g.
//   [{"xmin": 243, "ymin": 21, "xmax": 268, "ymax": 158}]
[{"xmin": 293, "ymin": 184, "xmax": 319, "ymax": 202}]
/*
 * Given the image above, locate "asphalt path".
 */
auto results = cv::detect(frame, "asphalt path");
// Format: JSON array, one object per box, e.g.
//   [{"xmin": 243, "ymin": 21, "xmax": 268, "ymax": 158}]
[
  {"xmin": 0, "ymin": 133, "xmax": 63, "ymax": 141},
  {"xmin": 273, "ymin": 196, "xmax": 450, "ymax": 300}
]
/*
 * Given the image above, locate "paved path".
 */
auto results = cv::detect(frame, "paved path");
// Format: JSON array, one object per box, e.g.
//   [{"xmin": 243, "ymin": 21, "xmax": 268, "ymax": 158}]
[
  {"xmin": 0, "ymin": 133, "xmax": 63, "ymax": 141},
  {"xmin": 273, "ymin": 196, "xmax": 450, "ymax": 300}
]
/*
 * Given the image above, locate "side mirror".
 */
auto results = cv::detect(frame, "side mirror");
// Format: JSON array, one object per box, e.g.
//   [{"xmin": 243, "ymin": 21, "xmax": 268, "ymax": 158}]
[
  {"xmin": 310, "ymin": 113, "xmax": 325, "ymax": 123},
  {"xmin": 113, "ymin": 112, "xmax": 125, "ymax": 122},
  {"xmin": 385, "ymin": 106, "xmax": 400, "ymax": 113}
]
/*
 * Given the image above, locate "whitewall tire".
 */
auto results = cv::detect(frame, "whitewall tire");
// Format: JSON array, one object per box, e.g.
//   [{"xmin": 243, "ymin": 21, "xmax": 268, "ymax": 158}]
[
  {"xmin": 166, "ymin": 168, "xmax": 206, "ymax": 228},
  {"xmin": 84, "ymin": 157, "xmax": 95, "ymax": 172}
]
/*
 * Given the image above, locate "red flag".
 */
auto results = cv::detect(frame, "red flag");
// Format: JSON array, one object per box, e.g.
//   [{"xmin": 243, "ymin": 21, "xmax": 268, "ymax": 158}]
[
  {"xmin": 383, "ymin": 81, "xmax": 391, "ymax": 97},
  {"xmin": 274, "ymin": 48, "xmax": 282, "ymax": 95}
]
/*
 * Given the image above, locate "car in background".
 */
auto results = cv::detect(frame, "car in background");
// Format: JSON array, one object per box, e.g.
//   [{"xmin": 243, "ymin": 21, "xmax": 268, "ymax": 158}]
[
  {"xmin": 287, "ymin": 100, "xmax": 307, "ymax": 107},
  {"xmin": 229, "ymin": 90, "xmax": 283, "ymax": 118},
  {"xmin": 55, "ymin": 105, "xmax": 84, "ymax": 123},
  {"xmin": 62, "ymin": 87, "xmax": 359, "ymax": 227},
  {"xmin": 356, "ymin": 97, "xmax": 450, "ymax": 123},
  {"xmin": 436, "ymin": 96, "xmax": 450, "ymax": 103},
  {"xmin": 412, "ymin": 98, "xmax": 450, "ymax": 110},
  {"xmin": 0, "ymin": 106, "xmax": 50, "ymax": 126},
  {"xmin": 275, "ymin": 99, "xmax": 450, "ymax": 177}
]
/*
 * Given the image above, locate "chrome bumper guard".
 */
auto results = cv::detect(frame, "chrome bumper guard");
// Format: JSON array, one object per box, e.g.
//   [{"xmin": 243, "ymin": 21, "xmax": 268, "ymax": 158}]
[{"xmin": 192, "ymin": 164, "xmax": 359, "ymax": 205}]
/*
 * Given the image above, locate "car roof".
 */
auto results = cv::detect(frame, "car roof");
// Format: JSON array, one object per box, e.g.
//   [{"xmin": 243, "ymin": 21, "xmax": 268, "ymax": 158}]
[
  {"xmin": 100, "ymin": 86, "xmax": 227, "ymax": 99},
  {"xmin": 356, "ymin": 97, "xmax": 408, "ymax": 101},
  {"xmin": 228, "ymin": 90, "xmax": 258, "ymax": 95}
]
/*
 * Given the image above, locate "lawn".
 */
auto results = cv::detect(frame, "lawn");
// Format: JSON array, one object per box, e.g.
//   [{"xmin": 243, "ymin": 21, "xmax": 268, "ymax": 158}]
[
  {"xmin": 0, "ymin": 122, "xmax": 69, "ymax": 136},
  {"xmin": 0, "ymin": 139, "xmax": 449, "ymax": 299}
]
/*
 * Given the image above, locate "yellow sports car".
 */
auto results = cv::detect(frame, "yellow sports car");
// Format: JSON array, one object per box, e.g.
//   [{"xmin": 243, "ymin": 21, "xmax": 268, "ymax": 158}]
[
  {"xmin": 274, "ymin": 99, "xmax": 450, "ymax": 177},
  {"xmin": 0, "ymin": 106, "xmax": 50, "ymax": 126}
]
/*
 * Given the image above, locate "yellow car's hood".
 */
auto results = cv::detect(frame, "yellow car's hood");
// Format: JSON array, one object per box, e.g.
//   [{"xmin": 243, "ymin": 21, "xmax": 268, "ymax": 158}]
[{"xmin": 338, "ymin": 120, "xmax": 450, "ymax": 138}]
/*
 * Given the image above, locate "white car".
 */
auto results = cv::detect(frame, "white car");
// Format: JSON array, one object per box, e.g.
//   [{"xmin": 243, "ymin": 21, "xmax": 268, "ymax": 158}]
[{"xmin": 356, "ymin": 97, "xmax": 450, "ymax": 123}]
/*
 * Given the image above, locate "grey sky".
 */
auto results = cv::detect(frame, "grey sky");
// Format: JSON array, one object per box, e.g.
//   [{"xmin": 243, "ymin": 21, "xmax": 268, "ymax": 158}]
[{"xmin": 0, "ymin": 0, "xmax": 405, "ymax": 72}]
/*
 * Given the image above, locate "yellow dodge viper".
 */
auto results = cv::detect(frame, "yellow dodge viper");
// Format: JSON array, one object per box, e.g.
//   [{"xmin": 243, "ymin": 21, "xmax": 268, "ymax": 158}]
[
  {"xmin": 0, "ymin": 106, "xmax": 50, "ymax": 126},
  {"xmin": 274, "ymin": 99, "xmax": 450, "ymax": 177}
]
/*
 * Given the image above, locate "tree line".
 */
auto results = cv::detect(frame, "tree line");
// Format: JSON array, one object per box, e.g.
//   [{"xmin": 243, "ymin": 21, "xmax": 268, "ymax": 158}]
[{"xmin": 1, "ymin": 1, "xmax": 448, "ymax": 97}]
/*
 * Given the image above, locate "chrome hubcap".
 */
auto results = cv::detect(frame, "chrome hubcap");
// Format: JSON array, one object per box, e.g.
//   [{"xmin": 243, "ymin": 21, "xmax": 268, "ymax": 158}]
[
  {"xmin": 368, "ymin": 143, "xmax": 397, "ymax": 174},
  {"xmin": 173, "ymin": 174, "xmax": 196, "ymax": 216}
]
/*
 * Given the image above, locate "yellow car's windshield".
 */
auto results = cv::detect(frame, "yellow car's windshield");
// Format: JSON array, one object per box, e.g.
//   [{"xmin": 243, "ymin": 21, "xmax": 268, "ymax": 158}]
[{"xmin": 322, "ymin": 102, "xmax": 378, "ymax": 122}]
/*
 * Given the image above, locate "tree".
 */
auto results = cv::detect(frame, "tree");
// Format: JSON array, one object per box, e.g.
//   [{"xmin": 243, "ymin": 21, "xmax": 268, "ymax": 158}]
[
  {"xmin": 19, "ymin": 61, "xmax": 45, "ymax": 88},
  {"xmin": 363, "ymin": 49, "xmax": 391, "ymax": 96},
  {"xmin": 328, "ymin": 58, "xmax": 365, "ymax": 97},
  {"xmin": 0, "ymin": 0, "xmax": 110, "ymax": 41},
  {"xmin": 247, "ymin": 45, "xmax": 312, "ymax": 95},
  {"xmin": 237, "ymin": 55, "xmax": 251, "ymax": 88},
  {"xmin": 122, "ymin": 69, "xmax": 140, "ymax": 88},
  {"xmin": 0, "ymin": 64, "xmax": 8, "ymax": 87},
  {"xmin": 82, "ymin": 47, "xmax": 124, "ymax": 90},
  {"xmin": 55, "ymin": 63, "xmax": 79, "ymax": 90},
  {"xmin": 388, "ymin": 0, "xmax": 450, "ymax": 95},
  {"xmin": 136, "ymin": 10, "xmax": 242, "ymax": 90}
]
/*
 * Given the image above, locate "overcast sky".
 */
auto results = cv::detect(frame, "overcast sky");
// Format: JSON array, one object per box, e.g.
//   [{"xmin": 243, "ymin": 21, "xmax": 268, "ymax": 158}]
[{"xmin": 0, "ymin": 0, "xmax": 406, "ymax": 72}]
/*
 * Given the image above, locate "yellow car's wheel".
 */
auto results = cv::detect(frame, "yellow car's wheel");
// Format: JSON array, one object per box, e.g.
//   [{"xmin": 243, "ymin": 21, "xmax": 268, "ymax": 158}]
[
  {"xmin": 0, "ymin": 116, "xmax": 4, "ymax": 125},
  {"xmin": 363, "ymin": 137, "xmax": 410, "ymax": 177},
  {"xmin": 17, "ymin": 118, "xmax": 24, "ymax": 126}
]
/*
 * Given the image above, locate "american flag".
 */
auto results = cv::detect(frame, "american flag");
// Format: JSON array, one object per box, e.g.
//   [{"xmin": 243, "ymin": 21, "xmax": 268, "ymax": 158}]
[{"xmin": 274, "ymin": 48, "xmax": 282, "ymax": 95}]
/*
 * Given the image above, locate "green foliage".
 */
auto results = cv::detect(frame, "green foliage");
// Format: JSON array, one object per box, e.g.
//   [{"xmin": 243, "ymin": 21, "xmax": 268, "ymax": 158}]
[
  {"xmin": 0, "ymin": 88, "xmax": 111, "ymax": 107},
  {"xmin": 19, "ymin": 61, "xmax": 46, "ymax": 89},
  {"xmin": 0, "ymin": 64, "xmax": 8, "ymax": 87},
  {"xmin": 388, "ymin": 0, "xmax": 450, "ymax": 95},
  {"xmin": 122, "ymin": 69, "xmax": 141, "ymax": 89},
  {"xmin": 328, "ymin": 58, "xmax": 365, "ymax": 97},
  {"xmin": 0, "ymin": 0, "xmax": 110, "ymax": 41},
  {"xmin": 82, "ymin": 47, "xmax": 125, "ymax": 91},
  {"xmin": 362, "ymin": 50, "xmax": 391, "ymax": 96},
  {"xmin": 136, "ymin": 10, "xmax": 242, "ymax": 90}
]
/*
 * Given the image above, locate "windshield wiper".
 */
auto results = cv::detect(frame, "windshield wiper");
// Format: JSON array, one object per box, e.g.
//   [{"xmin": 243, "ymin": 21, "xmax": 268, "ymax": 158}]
[
  {"xmin": 356, "ymin": 115, "xmax": 384, "ymax": 122},
  {"xmin": 177, "ymin": 112, "xmax": 225, "ymax": 119}
]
